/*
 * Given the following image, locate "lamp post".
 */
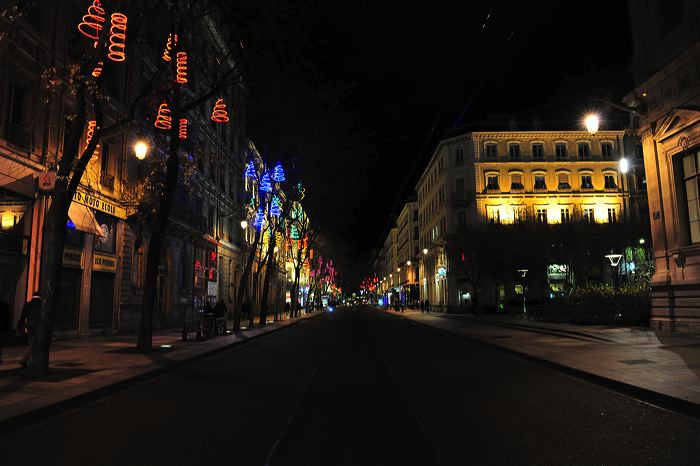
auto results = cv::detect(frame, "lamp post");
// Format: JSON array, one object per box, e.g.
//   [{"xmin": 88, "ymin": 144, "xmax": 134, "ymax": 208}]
[
  {"xmin": 517, "ymin": 269, "xmax": 528, "ymax": 319},
  {"xmin": 134, "ymin": 141, "xmax": 148, "ymax": 160},
  {"xmin": 605, "ymin": 253, "xmax": 623, "ymax": 290}
]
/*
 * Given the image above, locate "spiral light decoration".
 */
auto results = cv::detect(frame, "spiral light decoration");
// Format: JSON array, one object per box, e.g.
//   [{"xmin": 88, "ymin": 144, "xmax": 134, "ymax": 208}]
[
  {"xmin": 85, "ymin": 120, "xmax": 100, "ymax": 162},
  {"xmin": 210, "ymin": 98, "xmax": 230, "ymax": 123},
  {"xmin": 154, "ymin": 102, "xmax": 172, "ymax": 130},
  {"xmin": 91, "ymin": 61, "xmax": 104, "ymax": 78},
  {"xmin": 77, "ymin": 0, "xmax": 106, "ymax": 47},
  {"xmin": 178, "ymin": 119, "xmax": 188, "ymax": 140},
  {"xmin": 162, "ymin": 33, "xmax": 177, "ymax": 62},
  {"xmin": 175, "ymin": 52, "xmax": 188, "ymax": 84},
  {"xmin": 107, "ymin": 13, "xmax": 127, "ymax": 62}
]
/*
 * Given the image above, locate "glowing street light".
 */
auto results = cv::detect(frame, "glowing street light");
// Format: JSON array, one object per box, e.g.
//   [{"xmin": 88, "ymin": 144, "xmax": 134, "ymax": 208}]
[
  {"xmin": 423, "ymin": 248, "xmax": 428, "ymax": 255},
  {"xmin": 584, "ymin": 113, "xmax": 600, "ymax": 134},
  {"xmin": 619, "ymin": 157, "xmax": 629, "ymax": 174},
  {"xmin": 397, "ymin": 268, "xmax": 401, "ymax": 272},
  {"xmin": 240, "ymin": 220, "xmax": 248, "ymax": 229},
  {"xmin": 134, "ymin": 141, "xmax": 148, "ymax": 160},
  {"xmin": 406, "ymin": 260, "xmax": 411, "ymax": 266}
]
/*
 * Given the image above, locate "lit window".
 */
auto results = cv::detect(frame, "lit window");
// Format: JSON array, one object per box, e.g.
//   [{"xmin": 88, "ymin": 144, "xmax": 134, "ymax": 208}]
[
  {"xmin": 485, "ymin": 144, "xmax": 498, "ymax": 159},
  {"xmin": 682, "ymin": 151, "xmax": 700, "ymax": 243},
  {"xmin": 583, "ymin": 208, "xmax": 595, "ymax": 223},
  {"xmin": 487, "ymin": 206, "xmax": 501, "ymax": 224},
  {"xmin": 581, "ymin": 174, "xmax": 593, "ymax": 190},
  {"xmin": 486, "ymin": 174, "xmax": 499, "ymax": 190},
  {"xmin": 510, "ymin": 173, "xmax": 524, "ymax": 190},
  {"xmin": 532, "ymin": 143, "xmax": 544, "ymax": 159},
  {"xmin": 509, "ymin": 144, "xmax": 521, "ymax": 159},
  {"xmin": 555, "ymin": 143, "xmax": 568, "ymax": 159},
  {"xmin": 560, "ymin": 208, "xmax": 571, "ymax": 223},
  {"xmin": 604, "ymin": 174, "xmax": 617, "ymax": 189},
  {"xmin": 601, "ymin": 142, "xmax": 613, "ymax": 158},
  {"xmin": 607, "ymin": 208, "xmax": 618, "ymax": 223},
  {"xmin": 578, "ymin": 143, "xmax": 591, "ymax": 158},
  {"xmin": 557, "ymin": 173, "xmax": 571, "ymax": 190},
  {"xmin": 536, "ymin": 208, "xmax": 548, "ymax": 223},
  {"xmin": 534, "ymin": 174, "xmax": 547, "ymax": 190}
]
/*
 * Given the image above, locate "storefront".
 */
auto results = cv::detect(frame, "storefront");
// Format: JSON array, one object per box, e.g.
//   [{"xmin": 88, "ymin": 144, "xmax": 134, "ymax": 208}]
[{"xmin": 0, "ymin": 187, "xmax": 32, "ymax": 321}]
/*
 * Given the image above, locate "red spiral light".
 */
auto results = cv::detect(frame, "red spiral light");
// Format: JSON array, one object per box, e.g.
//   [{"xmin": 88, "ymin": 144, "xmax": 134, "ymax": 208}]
[
  {"xmin": 175, "ymin": 52, "xmax": 188, "ymax": 84},
  {"xmin": 210, "ymin": 98, "xmax": 230, "ymax": 123},
  {"xmin": 77, "ymin": 0, "xmax": 106, "ymax": 47},
  {"xmin": 178, "ymin": 119, "xmax": 188, "ymax": 140},
  {"xmin": 162, "ymin": 33, "xmax": 178, "ymax": 62},
  {"xmin": 154, "ymin": 102, "xmax": 172, "ymax": 130},
  {"xmin": 107, "ymin": 13, "xmax": 127, "ymax": 62},
  {"xmin": 91, "ymin": 61, "xmax": 104, "ymax": 77},
  {"xmin": 85, "ymin": 120, "xmax": 100, "ymax": 162}
]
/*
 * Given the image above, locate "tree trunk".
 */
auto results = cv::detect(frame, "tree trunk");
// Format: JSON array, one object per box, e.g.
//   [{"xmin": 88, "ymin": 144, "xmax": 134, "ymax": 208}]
[
  {"xmin": 259, "ymin": 238, "xmax": 275, "ymax": 325},
  {"xmin": 137, "ymin": 91, "xmax": 181, "ymax": 352},
  {"xmin": 234, "ymin": 228, "xmax": 260, "ymax": 331}
]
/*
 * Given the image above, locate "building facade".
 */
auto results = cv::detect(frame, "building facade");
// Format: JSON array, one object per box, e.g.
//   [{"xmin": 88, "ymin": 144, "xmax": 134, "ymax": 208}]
[
  {"xmin": 396, "ymin": 199, "xmax": 419, "ymax": 305},
  {"xmin": 626, "ymin": 0, "xmax": 700, "ymax": 332}
]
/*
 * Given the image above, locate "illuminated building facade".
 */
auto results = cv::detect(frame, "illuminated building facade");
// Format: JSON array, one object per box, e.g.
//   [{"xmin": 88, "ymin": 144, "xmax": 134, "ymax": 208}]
[
  {"xmin": 396, "ymin": 199, "xmax": 419, "ymax": 304},
  {"xmin": 417, "ymin": 127, "xmax": 644, "ymax": 312},
  {"xmin": 626, "ymin": 0, "xmax": 700, "ymax": 332}
]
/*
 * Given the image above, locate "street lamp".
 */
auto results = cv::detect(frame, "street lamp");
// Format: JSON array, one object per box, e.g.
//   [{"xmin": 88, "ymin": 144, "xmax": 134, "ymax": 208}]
[
  {"xmin": 240, "ymin": 220, "xmax": 248, "ymax": 230},
  {"xmin": 134, "ymin": 141, "xmax": 148, "ymax": 160},
  {"xmin": 397, "ymin": 268, "xmax": 401, "ymax": 272},
  {"xmin": 423, "ymin": 248, "xmax": 428, "ymax": 255},
  {"xmin": 584, "ymin": 114, "xmax": 600, "ymax": 135},
  {"xmin": 406, "ymin": 260, "xmax": 411, "ymax": 266},
  {"xmin": 517, "ymin": 269, "xmax": 528, "ymax": 319},
  {"xmin": 605, "ymin": 253, "xmax": 623, "ymax": 289}
]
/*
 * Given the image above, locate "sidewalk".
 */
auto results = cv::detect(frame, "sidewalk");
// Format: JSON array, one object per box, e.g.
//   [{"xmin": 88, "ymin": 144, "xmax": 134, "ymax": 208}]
[
  {"xmin": 385, "ymin": 308, "xmax": 700, "ymax": 415},
  {"xmin": 0, "ymin": 311, "xmax": 323, "ymax": 429}
]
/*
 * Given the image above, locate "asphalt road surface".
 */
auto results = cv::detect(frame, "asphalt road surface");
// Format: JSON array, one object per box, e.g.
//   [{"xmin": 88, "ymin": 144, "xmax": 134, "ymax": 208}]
[{"xmin": 2, "ymin": 306, "xmax": 700, "ymax": 465}]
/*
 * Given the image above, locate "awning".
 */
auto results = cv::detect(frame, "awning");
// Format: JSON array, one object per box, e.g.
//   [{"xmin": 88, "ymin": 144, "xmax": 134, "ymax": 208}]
[{"xmin": 68, "ymin": 202, "xmax": 106, "ymax": 238}]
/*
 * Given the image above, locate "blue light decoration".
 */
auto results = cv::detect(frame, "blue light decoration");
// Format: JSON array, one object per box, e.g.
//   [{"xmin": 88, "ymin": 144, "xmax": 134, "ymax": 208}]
[
  {"xmin": 254, "ymin": 208, "xmax": 265, "ymax": 230},
  {"xmin": 270, "ymin": 195, "xmax": 281, "ymax": 217},
  {"xmin": 260, "ymin": 172, "xmax": 272, "ymax": 193},
  {"xmin": 273, "ymin": 162, "xmax": 285, "ymax": 182},
  {"xmin": 244, "ymin": 160, "xmax": 256, "ymax": 178},
  {"xmin": 67, "ymin": 219, "xmax": 76, "ymax": 230}
]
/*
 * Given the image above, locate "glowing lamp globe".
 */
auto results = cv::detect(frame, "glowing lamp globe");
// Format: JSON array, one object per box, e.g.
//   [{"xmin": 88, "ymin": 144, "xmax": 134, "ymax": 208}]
[
  {"xmin": 240, "ymin": 220, "xmax": 248, "ymax": 230},
  {"xmin": 134, "ymin": 141, "xmax": 148, "ymax": 160},
  {"xmin": 619, "ymin": 157, "xmax": 630, "ymax": 174},
  {"xmin": 584, "ymin": 114, "xmax": 600, "ymax": 134}
]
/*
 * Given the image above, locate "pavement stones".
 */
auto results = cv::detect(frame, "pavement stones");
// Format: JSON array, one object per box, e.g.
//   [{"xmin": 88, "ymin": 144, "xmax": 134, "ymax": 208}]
[{"xmin": 384, "ymin": 308, "xmax": 700, "ymax": 416}]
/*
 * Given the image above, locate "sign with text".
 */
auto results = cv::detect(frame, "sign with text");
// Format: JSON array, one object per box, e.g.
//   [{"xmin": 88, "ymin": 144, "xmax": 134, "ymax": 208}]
[
  {"xmin": 73, "ymin": 189, "xmax": 126, "ymax": 219},
  {"xmin": 37, "ymin": 171, "xmax": 56, "ymax": 194},
  {"xmin": 62, "ymin": 247, "xmax": 83, "ymax": 269},
  {"xmin": 93, "ymin": 253, "xmax": 118, "ymax": 272}
]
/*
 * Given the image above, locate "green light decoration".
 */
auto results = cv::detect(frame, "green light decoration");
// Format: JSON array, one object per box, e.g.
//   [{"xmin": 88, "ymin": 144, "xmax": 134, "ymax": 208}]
[
  {"xmin": 249, "ymin": 196, "xmax": 255, "ymax": 208},
  {"xmin": 290, "ymin": 224, "xmax": 300, "ymax": 240}
]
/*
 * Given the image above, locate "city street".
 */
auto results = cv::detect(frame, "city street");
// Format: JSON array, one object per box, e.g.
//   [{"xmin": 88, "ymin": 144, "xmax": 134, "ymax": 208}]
[{"xmin": 2, "ymin": 306, "xmax": 700, "ymax": 465}]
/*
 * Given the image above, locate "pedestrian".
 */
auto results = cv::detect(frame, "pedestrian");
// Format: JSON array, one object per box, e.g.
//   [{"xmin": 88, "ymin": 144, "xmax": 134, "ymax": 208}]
[
  {"xmin": 285, "ymin": 302, "xmax": 291, "ymax": 318},
  {"xmin": 420, "ymin": 300, "xmax": 424, "ymax": 313},
  {"xmin": 17, "ymin": 293, "xmax": 41, "ymax": 368},
  {"xmin": 425, "ymin": 299, "xmax": 430, "ymax": 314},
  {"xmin": 0, "ymin": 292, "xmax": 11, "ymax": 365}
]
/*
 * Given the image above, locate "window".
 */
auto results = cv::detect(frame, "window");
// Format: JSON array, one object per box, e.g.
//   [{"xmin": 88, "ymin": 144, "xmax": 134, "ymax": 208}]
[
  {"xmin": 101, "ymin": 142, "xmax": 111, "ymax": 174},
  {"xmin": 555, "ymin": 143, "xmax": 568, "ymax": 159},
  {"xmin": 536, "ymin": 208, "xmax": 548, "ymax": 224},
  {"xmin": 583, "ymin": 208, "xmax": 595, "ymax": 223},
  {"xmin": 532, "ymin": 143, "xmax": 544, "ymax": 159},
  {"xmin": 604, "ymin": 174, "xmax": 617, "ymax": 189},
  {"xmin": 560, "ymin": 208, "xmax": 571, "ymax": 224},
  {"xmin": 509, "ymin": 144, "xmax": 521, "ymax": 160},
  {"xmin": 635, "ymin": 144, "xmax": 644, "ymax": 160},
  {"xmin": 485, "ymin": 144, "xmax": 497, "ymax": 159},
  {"xmin": 133, "ymin": 237, "xmax": 146, "ymax": 288},
  {"xmin": 454, "ymin": 146, "xmax": 465, "ymax": 165},
  {"xmin": 607, "ymin": 208, "xmax": 618, "ymax": 223},
  {"xmin": 412, "ymin": 210, "xmax": 418, "ymax": 221},
  {"xmin": 487, "ymin": 206, "xmax": 501, "ymax": 224},
  {"xmin": 581, "ymin": 174, "xmax": 593, "ymax": 190},
  {"xmin": 486, "ymin": 174, "xmax": 499, "ymax": 190},
  {"xmin": 455, "ymin": 178, "xmax": 466, "ymax": 198},
  {"xmin": 578, "ymin": 143, "xmax": 590, "ymax": 158},
  {"xmin": 5, "ymin": 84, "xmax": 30, "ymax": 147},
  {"xmin": 510, "ymin": 173, "xmax": 524, "ymax": 190},
  {"xmin": 682, "ymin": 151, "xmax": 700, "ymax": 243},
  {"xmin": 413, "ymin": 227, "xmax": 419, "ymax": 240},
  {"xmin": 513, "ymin": 206, "xmax": 526, "ymax": 223},
  {"xmin": 601, "ymin": 142, "xmax": 613, "ymax": 158},
  {"xmin": 458, "ymin": 210, "xmax": 467, "ymax": 227},
  {"xmin": 557, "ymin": 173, "xmax": 571, "ymax": 190},
  {"xmin": 534, "ymin": 174, "xmax": 547, "ymax": 190}
]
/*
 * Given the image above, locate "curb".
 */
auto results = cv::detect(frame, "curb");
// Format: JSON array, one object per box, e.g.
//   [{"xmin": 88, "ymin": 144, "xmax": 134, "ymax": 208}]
[
  {"xmin": 385, "ymin": 310, "xmax": 700, "ymax": 420},
  {"xmin": 0, "ymin": 312, "xmax": 325, "ymax": 435}
]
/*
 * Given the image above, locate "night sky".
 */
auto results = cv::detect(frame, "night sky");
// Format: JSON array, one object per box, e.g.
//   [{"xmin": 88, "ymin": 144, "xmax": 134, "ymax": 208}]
[{"xmin": 240, "ymin": 0, "xmax": 634, "ymax": 287}]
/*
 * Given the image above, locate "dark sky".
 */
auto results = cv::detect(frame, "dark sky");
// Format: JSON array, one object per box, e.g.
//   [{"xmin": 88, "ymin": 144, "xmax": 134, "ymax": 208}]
[{"xmin": 239, "ymin": 0, "xmax": 634, "ymax": 287}]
